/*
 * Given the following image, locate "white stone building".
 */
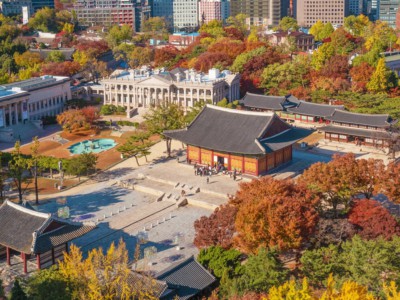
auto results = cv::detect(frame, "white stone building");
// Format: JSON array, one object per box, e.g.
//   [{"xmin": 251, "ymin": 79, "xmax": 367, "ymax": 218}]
[
  {"xmin": 91, "ymin": 67, "xmax": 241, "ymax": 115},
  {"xmin": 173, "ymin": 0, "xmax": 199, "ymax": 31},
  {"xmin": 0, "ymin": 76, "xmax": 71, "ymax": 126}
]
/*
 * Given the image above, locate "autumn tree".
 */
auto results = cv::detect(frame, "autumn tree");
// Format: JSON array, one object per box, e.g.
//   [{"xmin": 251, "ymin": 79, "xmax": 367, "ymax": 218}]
[
  {"xmin": 81, "ymin": 106, "xmax": 100, "ymax": 125},
  {"xmin": 268, "ymin": 278, "xmax": 314, "ymax": 300},
  {"xmin": 59, "ymin": 241, "xmax": 157, "ymax": 299},
  {"xmin": 233, "ymin": 177, "xmax": 319, "ymax": 254},
  {"xmin": 276, "ymin": 17, "xmax": 299, "ymax": 31},
  {"xmin": 350, "ymin": 62, "xmax": 375, "ymax": 92},
  {"xmin": 380, "ymin": 162, "xmax": 400, "ymax": 203},
  {"xmin": 105, "ymin": 24, "xmax": 133, "ymax": 49},
  {"xmin": 40, "ymin": 61, "xmax": 81, "ymax": 77},
  {"xmin": 56, "ymin": 109, "xmax": 90, "ymax": 133},
  {"xmin": 309, "ymin": 20, "xmax": 334, "ymax": 41},
  {"xmin": 28, "ymin": 7, "xmax": 57, "ymax": 32},
  {"xmin": 311, "ymin": 217, "xmax": 356, "ymax": 247},
  {"xmin": 14, "ymin": 51, "xmax": 42, "ymax": 69},
  {"xmin": 194, "ymin": 51, "xmax": 232, "ymax": 72},
  {"xmin": 154, "ymin": 45, "xmax": 179, "ymax": 67},
  {"xmin": 367, "ymin": 58, "xmax": 397, "ymax": 93},
  {"xmin": 128, "ymin": 47, "xmax": 153, "ymax": 69},
  {"xmin": 348, "ymin": 199, "xmax": 400, "ymax": 240},
  {"xmin": 194, "ymin": 204, "xmax": 237, "ymax": 249},
  {"xmin": 46, "ymin": 50, "xmax": 65, "ymax": 63},
  {"xmin": 320, "ymin": 274, "xmax": 375, "ymax": 300},
  {"xmin": 144, "ymin": 104, "xmax": 185, "ymax": 157}
]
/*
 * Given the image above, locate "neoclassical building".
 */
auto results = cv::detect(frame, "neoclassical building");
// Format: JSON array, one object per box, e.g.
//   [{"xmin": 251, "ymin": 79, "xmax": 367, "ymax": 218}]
[{"xmin": 91, "ymin": 67, "xmax": 241, "ymax": 115}]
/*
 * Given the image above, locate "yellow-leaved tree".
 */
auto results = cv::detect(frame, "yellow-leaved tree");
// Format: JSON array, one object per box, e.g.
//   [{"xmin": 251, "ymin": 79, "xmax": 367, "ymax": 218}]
[
  {"xmin": 320, "ymin": 274, "xmax": 376, "ymax": 300},
  {"xmin": 268, "ymin": 278, "xmax": 315, "ymax": 300},
  {"xmin": 383, "ymin": 281, "xmax": 400, "ymax": 300},
  {"xmin": 59, "ymin": 241, "xmax": 158, "ymax": 300}
]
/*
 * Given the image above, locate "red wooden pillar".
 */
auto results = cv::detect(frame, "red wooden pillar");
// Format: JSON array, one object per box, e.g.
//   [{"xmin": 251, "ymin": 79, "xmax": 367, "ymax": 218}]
[
  {"xmin": 22, "ymin": 253, "xmax": 27, "ymax": 274},
  {"xmin": 6, "ymin": 247, "xmax": 10, "ymax": 266},
  {"xmin": 36, "ymin": 254, "xmax": 41, "ymax": 270},
  {"xmin": 211, "ymin": 150, "xmax": 214, "ymax": 166},
  {"xmin": 198, "ymin": 147, "xmax": 202, "ymax": 164},
  {"xmin": 255, "ymin": 158, "xmax": 259, "ymax": 176},
  {"xmin": 228, "ymin": 153, "xmax": 231, "ymax": 171},
  {"xmin": 241, "ymin": 155, "xmax": 245, "ymax": 173}
]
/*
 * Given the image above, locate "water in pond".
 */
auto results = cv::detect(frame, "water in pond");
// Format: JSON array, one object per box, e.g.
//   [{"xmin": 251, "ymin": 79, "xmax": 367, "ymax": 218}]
[{"xmin": 68, "ymin": 138, "xmax": 116, "ymax": 154}]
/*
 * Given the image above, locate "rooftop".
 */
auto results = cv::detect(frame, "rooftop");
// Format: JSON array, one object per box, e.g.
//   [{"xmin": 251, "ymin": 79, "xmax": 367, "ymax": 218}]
[
  {"xmin": 287, "ymin": 101, "xmax": 345, "ymax": 118},
  {"xmin": 326, "ymin": 110, "xmax": 394, "ymax": 127},
  {"xmin": 241, "ymin": 92, "xmax": 298, "ymax": 111},
  {"xmin": 0, "ymin": 201, "xmax": 94, "ymax": 254},
  {"xmin": 164, "ymin": 105, "xmax": 308, "ymax": 155},
  {"xmin": 1, "ymin": 76, "xmax": 69, "ymax": 92}
]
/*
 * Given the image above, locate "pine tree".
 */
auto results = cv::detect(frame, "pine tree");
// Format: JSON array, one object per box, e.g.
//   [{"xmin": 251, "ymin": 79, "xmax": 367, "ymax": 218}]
[{"xmin": 10, "ymin": 279, "xmax": 27, "ymax": 300}]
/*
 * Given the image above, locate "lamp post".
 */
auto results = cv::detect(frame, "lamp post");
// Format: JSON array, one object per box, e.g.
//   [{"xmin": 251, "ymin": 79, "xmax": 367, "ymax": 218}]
[{"xmin": 58, "ymin": 160, "xmax": 63, "ymax": 190}]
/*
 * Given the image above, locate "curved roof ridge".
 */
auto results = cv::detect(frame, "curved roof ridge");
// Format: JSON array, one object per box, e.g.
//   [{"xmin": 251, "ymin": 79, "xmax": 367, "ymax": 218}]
[
  {"xmin": 298, "ymin": 100, "xmax": 344, "ymax": 108},
  {"xmin": 5, "ymin": 201, "xmax": 49, "ymax": 219},
  {"xmin": 333, "ymin": 109, "xmax": 389, "ymax": 117},
  {"xmin": 206, "ymin": 104, "xmax": 274, "ymax": 116}
]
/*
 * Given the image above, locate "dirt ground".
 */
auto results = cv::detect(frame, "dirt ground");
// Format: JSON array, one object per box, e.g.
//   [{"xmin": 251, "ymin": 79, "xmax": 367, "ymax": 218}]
[{"xmin": 21, "ymin": 177, "xmax": 79, "ymax": 195}]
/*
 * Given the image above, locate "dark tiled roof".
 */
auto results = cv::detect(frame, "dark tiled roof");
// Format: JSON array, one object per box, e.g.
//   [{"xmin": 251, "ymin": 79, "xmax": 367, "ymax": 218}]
[
  {"xmin": 164, "ymin": 105, "xmax": 278, "ymax": 155},
  {"xmin": 170, "ymin": 67, "xmax": 188, "ymax": 76},
  {"xmin": 287, "ymin": 101, "xmax": 345, "ymax": 118},
  {"xmin": 326, "ymin": 110, "xmax": 393, "ymax": 127},
  {"xmin": 320, "ymin": 125, "xmax": 394, "ymax": 139},
  {"xmin": 33, "ymin": 222, "xmax": 95, "ymax": 253},
  {"xmin": 156, "ymin": 256, "xmax": 216, "ymax": 300},
  {"xmin": 260, "ymin": 127, "xmax": 313, "ymax": 151},
  {"xmin": 0, "ymin": 201, "xmax": 95, "ymax": 254},
  {"xmin": 242, "ymin": 93, "xmax": 287, "ymax": 111},
  {"xmin": 0, "ymin": 201, "xmax": 48, "ymax": 253}
]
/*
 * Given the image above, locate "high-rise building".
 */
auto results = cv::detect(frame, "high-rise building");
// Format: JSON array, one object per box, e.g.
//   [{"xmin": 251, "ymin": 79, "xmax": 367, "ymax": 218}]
[
  {"xmin": 0, "ymin": 0, "xmax": 33, "ymax": 16},
  {"xmin": 379, "ymin": 0, "xmax": 398, "ymax": 27},
  {"xmin": 173, "ymin": 0, "xmax": 199, "ymax": 31},
  {"xmin": 349, "ymin": 0, "xmax": 364, "ymax": 15},
  {"xmin": 31, "ymin": 0, "xmax": 54, "ymax": 12},
  {"xmin": 199, "ymin": 0, "xmax": 230, "ymax": 24},
  {"xmin": 152, "ymin": 0, "xmax": 174, "ymax": 28},
  {"xmin": 370, "ymin": 0, "xmax": 380, "ymax": 20},
  {"xmin": 296, "ymin": 0, "xmax": 349, "ymax": 27},
  {"xmin": 73, "ymin": 0, "xmax": 136, "ymax": 29},
  {"xmin": 134, "ymin": 0, "xmax": 152, "ymax": 32},
  {"xmin": 230, "ymin": 0, "xmax": 290, "ymax": 27}
]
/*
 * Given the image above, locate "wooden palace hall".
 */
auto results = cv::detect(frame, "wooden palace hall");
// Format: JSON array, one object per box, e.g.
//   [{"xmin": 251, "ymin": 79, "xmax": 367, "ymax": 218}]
[
  {"xmin": 164, "ymin": 105, "xmax": 310, "ymax": 176},
  {"xmin": 0, "ymin": 201, "xmax": 94, "ymax": 273}
]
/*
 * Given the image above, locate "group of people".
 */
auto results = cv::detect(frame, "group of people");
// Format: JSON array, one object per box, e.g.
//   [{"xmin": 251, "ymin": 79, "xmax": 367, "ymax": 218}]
[{"xmin": 194, "ymin": 162, "xmax": 241, "ymax": 183}]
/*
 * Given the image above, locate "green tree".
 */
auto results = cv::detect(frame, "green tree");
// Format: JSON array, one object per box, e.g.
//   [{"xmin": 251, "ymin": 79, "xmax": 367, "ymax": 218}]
[
  {"xmin": 197, "ymin": 246, "xmax": 243, "ymax": 280},
  {"xmin": 367, "ymin": 58, "xmax": 397, "ymax": 93},
  {"xmin": 38, "ymin": 156, "xmax": 58, "ymax": 178},
  {"xmin": 310, "ymin": 20, "xmax": 334, "ymax": 41},
  {"xmin": 228, "ymin": 248, "xmax": 288, "ymax": 296},
  {"xmin": 128, "ymin": 47, "xmax": 153, "ymax": 69},
  {"xmin": 230, "ymin": 47, "xmax": 267, "ymax": 73},
  {"xmin": 8, "ymin": 141, "xmax": 32, "ymax": 203},
  {"xmin": 25, "ymin": 266, "xmax": 70, "ymax": 300},
  {"xmin": 30, "ymin": 136, "xmax": 40, "ymax": 205},
  {"xmin": 46, "ymin": 50, "xmax": 65, "ymax": 63},
  {"xmin": 77, "ymin": 153, "xmax": 97, "ymax": 176},
  {"xmin": 28, "ymin": 7, "xmax": 57, "ymax": 32},
  {"xmin": 276, "ymin": 17, "xmax": 299, "ymax": 31},
  {"xmin": 226, "ymin": 13, "xmax": 248, "ymax": 35},
  {"xmin": 65, "ymin": 157, "xmax": 85, "ymax": 181},
  {"xmin": 144, "ymin": 104, "xmax": 185, "ymax": 157},
  {"xmin": 142, "ymin": 17, "xmax": 168, "ymax": 35},
  {"xmin": 199, "ymin": 19, "xmax": 225, "ymax": 38},
  {"xmin": 117, "ymin": 131, "xmax": 153, "ymax": 165},
  {"xmin": 10, "ymin": 278, "xmax": 27, "ymax": 300},
  {"xmin": 106, "ymin": 24, "xmax": 133, "ymax": 49}
]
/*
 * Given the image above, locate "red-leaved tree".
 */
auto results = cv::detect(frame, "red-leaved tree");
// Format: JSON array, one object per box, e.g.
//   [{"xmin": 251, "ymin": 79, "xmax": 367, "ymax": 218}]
[
  {"xmin": 379, "ymin": 162, "xmax": 400, "ymax": 203},
  {"xmin": 194, "ymin": 204, "xmax": 237, "ymax": 249},
  {"xmin": 348, "ymin": 199, "xmax": 400, "ymax": 240},
  {"xmin": 233, "ymin": 177, "xmax": 320, "ymax": 254}
]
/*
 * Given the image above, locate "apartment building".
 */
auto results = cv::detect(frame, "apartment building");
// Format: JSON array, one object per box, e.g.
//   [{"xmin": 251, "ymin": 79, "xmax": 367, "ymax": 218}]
[
  {"xmin": 0, "ymin": 0, "xmax": 33, "ymax": 16},
  {"xmin": 199, "ymin": 0, "xmax": 230, "ymax": 24},
  {"xmin": 31, "ymin": 0, "xmax": 54, "ymax": 11},
  {"xmin": 152, "ymin": 0, "xmax": 174, "ymax": 29},
  {"xmin": 230, "ymin": 0, "xmax": 290, "ymax": 27},
  {"xmin": 379, "ymin": 0, "xmax": 398, "ymax": 28},
  {"xmin": 296, "ymin": 0, "xmax": 349, "ymax": 27},
  {"xmin": 73, "ymin": 0, "xmax": 136, "ymax": 28},
  {"xmin": 173, "ymin": 0, "xmax": 199, "ymax": 31}
]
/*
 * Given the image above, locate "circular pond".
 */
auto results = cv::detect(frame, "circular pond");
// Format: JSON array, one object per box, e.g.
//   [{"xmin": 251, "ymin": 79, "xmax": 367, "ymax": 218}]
[{"xmin": 68, "ymin": 138, "xmax": 117, "ymax": 154}]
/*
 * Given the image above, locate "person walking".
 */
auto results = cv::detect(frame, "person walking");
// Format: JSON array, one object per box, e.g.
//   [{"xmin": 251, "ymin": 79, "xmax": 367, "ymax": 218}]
[{"xmin": 206, "ymin": 176, "xmax": 210, "ymax": 184}]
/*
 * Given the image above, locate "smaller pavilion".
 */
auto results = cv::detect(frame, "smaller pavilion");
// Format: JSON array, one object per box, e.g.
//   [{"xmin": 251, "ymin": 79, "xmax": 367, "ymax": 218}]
[
  {"xmin": 0, "ymin": 201, "xmax": 95, "ymax": 273},
  {"xmin": 321, "ymin": 110, "xmax": 397, "ymax": 148},
  {"xmin": 164, "ymin": 105, "xmax": 310, "ymax": 176}
]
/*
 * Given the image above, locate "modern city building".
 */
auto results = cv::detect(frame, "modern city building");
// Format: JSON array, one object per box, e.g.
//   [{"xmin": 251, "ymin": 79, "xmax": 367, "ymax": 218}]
[
  {"xmin": 91, "ymin": 67, "xmax": 241, "ymax": 115},
  {"xmin": 73, "ymin": 0, "xmax": 136, "ymax": 28},
  {"xmin": 296, "ymin": 0, "xmax": 349, "ymax": 27},
  {"xmin": 0, "ymin": 0, "xmax": 33, "ymax": 16},
  {"xmin": 370, "ymin": 0, "xmax": 380, "ymax": 20},
  {"xmin": 230, "ymin": 0, "xmax": 290, "ymax": 27},
  {"xmin": 134, "ymin": 0, "xmax": 151, "ymax": 32},
  {"xmin": 0, "ymin": 75, "xmax": 71, "ymax": 127},
  {"xmin": 349, "ymin": 0, "xmax": 364, "ymax": 15},
  {"xmin": 31, "ymin": 0, "xmax": 54, "ymax": 11},
  {"xmin": 173, "ymin": 0, "xmax": 199, "ymax": 31},
  {"xmin": 379, "ymin": 0, "xmax": 398, "ymax": 28},
  {"xmin": 199, "ymin": 0, "xmax": 230, "ymax": 24},
  {"xmin": 152, "ymin": 0, "xmax": 174, "ymax": 29}
]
